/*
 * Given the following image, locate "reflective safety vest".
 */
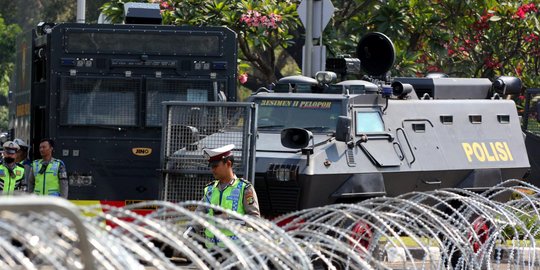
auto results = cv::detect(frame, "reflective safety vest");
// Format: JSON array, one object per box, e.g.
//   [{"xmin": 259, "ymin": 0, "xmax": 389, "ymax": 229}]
[
  {"xmin": 203, "ymin": 178, "xmax": 248, "ymax": 248},
  {"xmin": 32, "ymin": 159, "xmax": 63, "ymax": 196},
  {"xmin": 0, "ymin": 164, "xmax": 25, "ymax": 195}
]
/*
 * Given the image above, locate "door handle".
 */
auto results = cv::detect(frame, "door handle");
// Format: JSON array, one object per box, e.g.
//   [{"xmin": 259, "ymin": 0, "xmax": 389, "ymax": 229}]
[{"xmin": 422, "ymin": 180, "xmax": 442, "ymax": 185}]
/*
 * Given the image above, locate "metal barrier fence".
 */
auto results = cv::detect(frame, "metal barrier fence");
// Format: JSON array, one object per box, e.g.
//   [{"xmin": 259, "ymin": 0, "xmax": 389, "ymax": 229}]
[
  {"xmin": 522, "ymin": 88, "xmax": 540, "ymax": 136},
  {"xmin": 0, "ymin": 180, "xmax": 540, "ymax": 269},
  {"xmin": 160, "ymin": 101, "xmax": 257, "ymax": 202}
]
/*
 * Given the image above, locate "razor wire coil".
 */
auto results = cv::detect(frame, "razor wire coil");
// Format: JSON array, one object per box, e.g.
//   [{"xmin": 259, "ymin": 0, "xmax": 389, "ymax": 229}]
[{"xmin": 0, "ymin": 180, "xmax": 538, "ymax": 269}]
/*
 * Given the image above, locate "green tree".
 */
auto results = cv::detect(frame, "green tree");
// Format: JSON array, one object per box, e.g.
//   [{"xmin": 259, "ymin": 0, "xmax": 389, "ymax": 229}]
[
  {"xmin": 101, "ymin": 0, "xmax": 301, "ymax": 86},
  {"xmin": 326, "ymin": 1, "xmax": 540, "ymax": 87},
  {"xmin": 101, "ymin": 0, "xmax": 540, "ymax": 90},
  {"xmin": 0, "ymin": 16, "xmax": 20, "ymax": 131},
  {"xmin": 0, "ymin": 0, "xmax": 107, "ymax": 130},
  {"xmin": 0, "ymin": 0, "xmax": 75, "ymax": 30},
  {"xmin": 0, "ymin": 0, "xmax": 107, "ymax": 28}
]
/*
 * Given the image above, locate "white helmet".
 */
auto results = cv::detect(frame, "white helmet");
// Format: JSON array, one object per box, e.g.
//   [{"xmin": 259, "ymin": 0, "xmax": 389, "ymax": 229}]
[{"xmin": 13, "ymin": 138, "xmax": 28, "ymax": 150}]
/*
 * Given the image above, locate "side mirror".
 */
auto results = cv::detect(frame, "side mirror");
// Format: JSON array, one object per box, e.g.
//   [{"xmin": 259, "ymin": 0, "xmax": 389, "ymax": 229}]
[
  {"xmin": 281, "ymin": 128, "xmax": 313, "ymax": 149},
  {"xmin": 173, "ymin": 125, "xmax": 199, "ymax": 145},
  {"xmin": 335, "ymin": 116, "xmax": 352, "ymax": 142}
]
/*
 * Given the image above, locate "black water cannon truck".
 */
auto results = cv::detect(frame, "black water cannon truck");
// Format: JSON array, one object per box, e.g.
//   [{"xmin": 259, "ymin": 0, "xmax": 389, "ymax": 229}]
[{"xmin": 248, "ymin": 32, "xmax": 529, "ymax": 217}]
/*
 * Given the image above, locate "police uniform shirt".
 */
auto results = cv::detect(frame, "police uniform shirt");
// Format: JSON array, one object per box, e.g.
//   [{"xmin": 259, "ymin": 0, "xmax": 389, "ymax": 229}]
[
  {"xmin": 196, "ymin": 177, "xmax": 261, "ymax": 217},
  {"xmin": 216, "ymin": 179, "xmax": 260, "ymax": 217},
  {"xmin": 0, "ymin": 161, "xmax": 25, "ymax": 191},
  {"xmin": 27, "ymin": 159, "xmax": 69, "ymax": 198}
]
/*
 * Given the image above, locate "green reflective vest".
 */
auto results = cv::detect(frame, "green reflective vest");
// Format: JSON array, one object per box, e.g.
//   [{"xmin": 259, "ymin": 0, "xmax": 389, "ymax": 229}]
[
  {"xmin": 0, "ymin": 164, "xmax": 25, "ymax": 195},
  {"xmin": 32, "ymin": 159, "xmax": 63, "ymax": 196},
  {"xmin": 203, "ymin": 178, "xmax": 248, "ymax": 248}
]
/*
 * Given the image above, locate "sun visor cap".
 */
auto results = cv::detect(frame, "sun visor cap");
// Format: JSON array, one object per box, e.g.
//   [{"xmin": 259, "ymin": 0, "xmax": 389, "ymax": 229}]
[
  {"xmin": 13, "ymin": 138, "xmax": 28, "ymax": 149},
  {"xmin": 203, "ymin": 144, "xmax": 235, "ymax": 166},
  {"xmin": 3, "ymin": 141, "xmax": 20, "ymax": 154}
]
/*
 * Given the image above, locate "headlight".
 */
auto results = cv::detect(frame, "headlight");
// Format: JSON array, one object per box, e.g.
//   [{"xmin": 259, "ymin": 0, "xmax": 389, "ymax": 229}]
[
  {"xmin": 266, "ymin": 164, "xmax": 299, "ymax": 182},
  {"xmin": 315, "ymin": 71, "xmax": 337, "ymax": 85}
]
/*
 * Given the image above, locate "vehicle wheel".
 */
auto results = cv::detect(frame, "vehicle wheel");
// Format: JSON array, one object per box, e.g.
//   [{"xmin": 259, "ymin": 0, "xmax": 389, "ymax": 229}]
[
  {"xmin": 349, "ymin": 220, "xmax": 372, "ymax": 254},
  {"xmin": 469, "ymin": 217, "xmax": 490, "ymax": 252}
]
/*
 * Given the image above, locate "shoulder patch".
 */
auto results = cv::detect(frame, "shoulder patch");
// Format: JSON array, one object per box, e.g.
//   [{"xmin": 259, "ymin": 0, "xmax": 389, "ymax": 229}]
[{"xmin": 245, "ymin": 188, "xmax": 255, "ymax": 205}]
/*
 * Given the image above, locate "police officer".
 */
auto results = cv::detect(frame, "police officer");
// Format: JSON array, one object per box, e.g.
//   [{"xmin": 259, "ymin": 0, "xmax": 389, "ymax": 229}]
[
  {"xmin": 13, "ymin": 138, "xmax": 32, "ymax": 189},
  {"xmin": 198, "ymin": 144, "xmax": 260, "ymax": 248},
  {"xmin": 0, "ymin": 141, "xmax": 26, "ymax": 194},
  {"xmin": 13, "ymin": 138, "xmax": 31, "ymax": 166},
  {"xmin": 27, "ymin": 138, "xmax": 68, "ymax": 198}
]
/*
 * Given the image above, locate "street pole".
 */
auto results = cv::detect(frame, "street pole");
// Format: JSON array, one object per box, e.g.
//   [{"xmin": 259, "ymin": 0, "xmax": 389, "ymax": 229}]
[
  {"xmin": 303, "ymin": 0, "xmax": 313, "ymax": 77},
  {"xmin": 77, "ymin": 0, "xmax": 86, "ymax": 23},
  {"xmin": 318, "ymin": 0, "xmax": 325, "ymax": 73}
]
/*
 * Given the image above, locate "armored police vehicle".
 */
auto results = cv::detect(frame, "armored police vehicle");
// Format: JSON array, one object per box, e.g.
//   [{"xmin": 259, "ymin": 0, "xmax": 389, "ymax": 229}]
[
  {"xmin": 249, "ymin": 33, "xmax": 529, "ymax": 217},
  {"xmin": 9, "ymin": 18, "xmax": 238, "ymax": 206}
]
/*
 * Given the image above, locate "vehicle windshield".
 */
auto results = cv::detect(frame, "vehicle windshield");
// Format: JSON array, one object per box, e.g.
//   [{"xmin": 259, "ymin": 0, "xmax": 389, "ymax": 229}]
[{"xmin": 255, "ymin": 98, "xmax": 342, "ymax": 132}]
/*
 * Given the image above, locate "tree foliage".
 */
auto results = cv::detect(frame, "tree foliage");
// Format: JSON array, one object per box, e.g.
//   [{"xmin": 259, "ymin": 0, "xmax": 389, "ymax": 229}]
[
  {"xmin": 0, "ymin": 0, "xmax": 75, "ymax": 30},
  {"xmin": 0, "ymin": 0, "xmax": 103, "ymax": 131},
  {"xmin": 101, "ymin": 0, "xmax": 301, "ymax": 85},
  {"xmin": 100, "ymin": 0, "xmax": 540, "ymax": 90},
  {"xmin": 327, "ymin": 0, "xmax": 540, "ymax": 87},
  {"xmin": 0, "ymin": 17, "xmax": 20, "ymax": 131},
  {"xmin": 0, "ymin": 0, "xmax": 108, "ymax": 29}
]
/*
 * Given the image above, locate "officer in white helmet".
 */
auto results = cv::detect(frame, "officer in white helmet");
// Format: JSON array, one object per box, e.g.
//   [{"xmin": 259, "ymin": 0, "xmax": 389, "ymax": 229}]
[
  {"xmin": 13, "ymin": 138, "xmax": 31, "ymax": 166},
  {"xmin": 196, "ymin": 144, "xmax": 260, "ymax": 248},
  {"xmin": 13, "ymin": 138, "xmax": 31, "ymax": 193},
  {"xmin": 0, "ymin": 141, "xmax": 26, "ymax": 194}
]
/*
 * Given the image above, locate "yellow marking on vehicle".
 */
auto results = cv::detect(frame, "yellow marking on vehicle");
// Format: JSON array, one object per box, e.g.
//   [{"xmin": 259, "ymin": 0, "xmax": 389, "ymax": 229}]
[
  {"xmin": 260, "ymin": 99, "xmax": 292, "ymax": 107},
  {"xmin": 16, "ymin": 103, "xmax": 30, "ymax": 117},
  {"xmin": 70, "ymin": 200, "xmax": 104, "ymax": 217},
  {"xmin": 260, "ymin": 99, "xmax": 332, "ymax": 109},
  {"xmin": 132, "ymin": 147, "xmax": 152, "ymax": 156},
  {"xmin": 462, "ymin": 142, "xmax": 513, "ymax": 163}
]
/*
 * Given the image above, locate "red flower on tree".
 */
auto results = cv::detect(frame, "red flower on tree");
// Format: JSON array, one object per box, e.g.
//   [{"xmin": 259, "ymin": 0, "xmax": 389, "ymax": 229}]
[
  {"xmin": 484, "ymin": 56, "xmax": 501, "ymax": 69},
  {"xmin": 426, "ymin": 65, "xmax": 442, "ymax": 73},
  {"xmin": 240, "ymin": 10, "xmax": 283, "ymax": 29},
  {"xmin": 514, "ymin": 3, "xmax": 537, "ymax": 19},
  {"xmin": 524, "ymin": 33, "xmax": 539, "ymax": 43},
  {"xmin": 515, "ymin": 63, "xmax": 523, "ymax": 76},
  {"xmin": 238, "ymin": 73, "xmax": 248, "ymax": 84},
  {"xmin": 473, "ymin": 11, "xmax": 493, "ymax": 31}
]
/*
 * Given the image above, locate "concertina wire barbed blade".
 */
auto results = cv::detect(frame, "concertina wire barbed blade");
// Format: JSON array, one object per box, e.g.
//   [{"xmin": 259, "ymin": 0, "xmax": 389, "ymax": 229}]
[{"xmin": 0, "ymin": 179, "xmax": 538, "ymax": 269}]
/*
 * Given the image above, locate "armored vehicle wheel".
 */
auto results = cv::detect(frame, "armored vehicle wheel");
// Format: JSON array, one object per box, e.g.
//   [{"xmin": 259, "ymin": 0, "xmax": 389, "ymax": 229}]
[
  {"xmin": 349, "ymin": 220, "xmax": 373, "ymax": 253},
  {"xmin": 468, "ymin": 216, "xmax": 491, "ymax": 254},
  {"xmin": 275, "ymin": 214, "xmax": 305, "ymax": 231}
]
